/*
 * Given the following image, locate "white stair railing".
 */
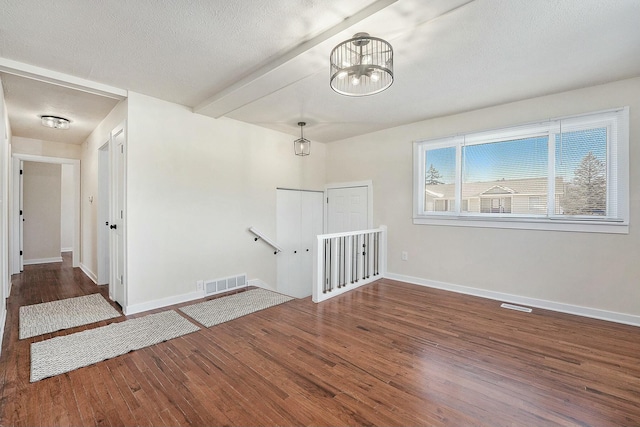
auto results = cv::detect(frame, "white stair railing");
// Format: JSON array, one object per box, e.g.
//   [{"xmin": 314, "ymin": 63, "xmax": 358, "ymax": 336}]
[
  {"xmin": 312, "ymin": 225, "xmax": 387, "ymax": 303},
  {"xmin": 248, "ymin": 227, "xmax": 282, "ymax": 254}
]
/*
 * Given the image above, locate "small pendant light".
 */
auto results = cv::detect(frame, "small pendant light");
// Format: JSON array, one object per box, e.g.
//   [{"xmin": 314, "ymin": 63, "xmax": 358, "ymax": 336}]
[{"xmin": 294, "ymin": 122, "xmax": 310, "ymax": 156}]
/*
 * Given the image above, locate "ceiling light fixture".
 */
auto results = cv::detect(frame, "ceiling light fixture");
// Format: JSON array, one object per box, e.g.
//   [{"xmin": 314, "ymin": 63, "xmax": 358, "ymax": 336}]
[
  {"xmin": 330, "ymin": 32, "xmax": 393, "ymax": 96},
  {"xmin": 294, "ymin": 122, "xmax": 310, "ymax": 156},
  {"xmin": 40, "ymin": 115, "xmax": 70, "ymax": 130}
]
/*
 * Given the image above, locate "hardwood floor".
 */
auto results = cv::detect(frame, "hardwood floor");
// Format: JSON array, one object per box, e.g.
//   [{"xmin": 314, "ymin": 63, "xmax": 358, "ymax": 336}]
[{"xmin": 1, "ymin": 255, "xmax": 640, "ymax": 426}]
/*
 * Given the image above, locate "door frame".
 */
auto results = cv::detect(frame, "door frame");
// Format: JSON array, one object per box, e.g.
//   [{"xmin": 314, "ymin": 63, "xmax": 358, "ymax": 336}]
[
  {"xmin": 324, "ymin": 180, "xmax": 373, "ymax": 232},
  {"xmin": 11, "ymin": 154, "xmax": 81, "ymax": 276},
  {"xmin": 97, "ymin": 141, "xmax": 110, "ymax": 285}
]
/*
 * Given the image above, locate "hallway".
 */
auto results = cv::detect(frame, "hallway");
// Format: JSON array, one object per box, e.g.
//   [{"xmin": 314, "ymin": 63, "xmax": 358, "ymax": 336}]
[
  {"xmin": 7, "ymin": 253, "xmax": 111, "ymax": 310},
  {"xmin": 0, "ymin": 254, "xmax": 120, "ymax": 425}
]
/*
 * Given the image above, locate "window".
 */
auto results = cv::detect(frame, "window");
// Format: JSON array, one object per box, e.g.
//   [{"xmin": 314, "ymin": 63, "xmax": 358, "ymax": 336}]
[
  {"xmin": 413, "ymin": 108, "xmax": 629, "ymax": 233},
  {"xmin": 528, "ymin": 197, "xmax": 544, "ymax": 214}
]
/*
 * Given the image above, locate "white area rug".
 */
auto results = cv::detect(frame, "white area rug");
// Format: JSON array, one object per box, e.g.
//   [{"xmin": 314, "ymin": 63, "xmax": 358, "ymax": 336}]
[
  {"xmin": 20, "ymin": 293, "xmax": 121, "ymax": 339},
  {"xmin": 31, "ymin": 310, "xmax": 200, "ymax": 382},
  {"xmin": 179, "ymin": 288, "xmax": 293, "ymax": 327}
]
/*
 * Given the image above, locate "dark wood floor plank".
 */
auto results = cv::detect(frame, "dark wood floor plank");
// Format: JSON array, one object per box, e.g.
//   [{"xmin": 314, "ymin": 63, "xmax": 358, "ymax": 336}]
[
  {"xmin": 123, "ymin": 354, "xmax": 192, "ymax": 426},
  {"xmin": 114, "ymin": 357, "xmax": 172, "ymax": 427},
  {"xmin": 67, "ymin": 368, "xmax": 98, "ymax": 426},
  {"xmin": 2, "ymin": 254, "xmax": 640, "ymax": 426},
  {"xmin": 57, "ymin": 373, "xmax": 88, "ymax": 427},
  {"xmin": 179, "ymin": 333, "xmax": 292, "ymax": 426}
]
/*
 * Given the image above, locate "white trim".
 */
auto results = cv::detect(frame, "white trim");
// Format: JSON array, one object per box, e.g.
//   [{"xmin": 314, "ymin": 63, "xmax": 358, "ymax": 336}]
[
  {"xmin": 79, "ymin": 263, "xmax": 98, "ymax": 284},
  {"xmin": 97, "ymin": 141, "xmax": 110, "ymax": 286},
  {"xmin": 124, "ymin": 290, "xmax": 205, "ymax": 316},
  {"xmin": 10, "ymin": 157, "xmax": 20, "ymax": 275},
  {"xmin": 412, "ymin": 216, "xmax": 628, "ymax": 234},
  {"xmin": 248, "ymin": 278, "xmax": 275, "ymax": 291},
  {"xmin": 0, "ymin": 308, "xmax": 6, "ymax": 357},
  {"xmin": 23, "ymin": 257, "xmax": 63, "ymax": 265},
  {"xmin": 61, "ymin": 247, "xmax": 73, "ymax": 253},
  {"xmin": 385, "ymin": 272, "xmax": 640, "ymax": 328},
  {"xmin": 0, "ymin": 57, "xmax": 127, "ymax": 100},
  {"xmin": 124, "ymin": 276, "xmax": 260, "ymax": 315}
]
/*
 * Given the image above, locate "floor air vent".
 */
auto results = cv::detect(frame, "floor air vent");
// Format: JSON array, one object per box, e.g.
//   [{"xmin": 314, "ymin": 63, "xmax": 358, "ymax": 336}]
[
  {"xmin": 500, "ymin": 303, "xmax": 532, "ymax": 313},
  {"xmin": 205, "ymin": 274, "xmax": 247, "ymax": 296}
]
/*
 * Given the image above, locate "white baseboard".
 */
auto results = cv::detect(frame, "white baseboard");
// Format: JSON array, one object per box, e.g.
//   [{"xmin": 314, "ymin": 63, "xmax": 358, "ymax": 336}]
[
  {"xmin": 79, "ymin": 263, "xmax": 98, "ymax": 284},
  {"xmin": 125, "ymin": 289, "xmax": 205, "ymax": 316},
  {"xmin": 385, "ymin": 272, "xmax": 640, "ymax": 328},
  {"xmin": 61, "ymin": 248, "xmax": 73, "ymax": 253},
  {"xmin": 0, "ymin": 308, "xmax": 6, "ymax": 357},
  {"xmin": 125, "ymin": 278, "xmax": 272, "ymax": 316},
  {"xmin": 248, "ymin": 278, "xmax": 275, "ymax": 291},
  {"xmin": 23, "ymin": 257, "xmax": 63, "ymax": 265}
]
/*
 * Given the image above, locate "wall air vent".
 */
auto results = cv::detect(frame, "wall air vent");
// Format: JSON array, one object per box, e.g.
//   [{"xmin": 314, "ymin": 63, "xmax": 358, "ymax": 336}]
[{"xmin": 205, "ymin": 274, "xmax": 247, "ymax": 296}]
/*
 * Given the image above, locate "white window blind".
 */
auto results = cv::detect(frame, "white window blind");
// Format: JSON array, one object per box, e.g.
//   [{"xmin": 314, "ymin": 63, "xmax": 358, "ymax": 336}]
[{"xmin": 413, "ymin": 108, "xmax": 629, "ymax": 233}]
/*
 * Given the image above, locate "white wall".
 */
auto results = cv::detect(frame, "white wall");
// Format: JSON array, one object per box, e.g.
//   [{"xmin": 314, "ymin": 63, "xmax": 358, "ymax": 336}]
[
  {"xmin": 23, "ymin": 161, "xmax": 61, "ymax": 262},
  {"xmin": 12, "ymin": 137, "xmax": 81, "ymax": 159},
  {"xmin": 326, "ymin": 77, "xmax": 640, "ymax": 319},
  {"xmin": 126, "ymin": 92, "xmax": 326, "ymax": 308},
  {"xmin": 80, "ymin": 99, "xmax": 127, "ymax": 280},
  {"xmin": 0, "ymin": 77, "xmax": 11, "ymax": 350},
  {"xmin": 60, "ymin": 164, "xmax": 74, "ymax": 251}
]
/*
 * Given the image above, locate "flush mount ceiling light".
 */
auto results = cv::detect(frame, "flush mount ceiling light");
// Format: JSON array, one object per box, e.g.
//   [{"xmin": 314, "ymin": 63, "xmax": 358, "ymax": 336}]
[
  {"xmin": 40, "ymin": 115, "xmax": 70, "ymax": 130},
  {"xmin": 294, "ymin": 122, "xmax": 310, "ymax": 156},
  {"xmin": 330, "ymin": 32, "xmax": 394, "ymax": 96}
]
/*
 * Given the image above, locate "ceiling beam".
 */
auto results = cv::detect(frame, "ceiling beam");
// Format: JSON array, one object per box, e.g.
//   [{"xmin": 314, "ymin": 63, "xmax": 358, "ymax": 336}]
[
  {"xmin": 0, "ymin": 58, "xmax": 127, "ymax": 100},
  {"xmin": 193, "ymin": 0, "xmax": 398, "ymax": 118}
]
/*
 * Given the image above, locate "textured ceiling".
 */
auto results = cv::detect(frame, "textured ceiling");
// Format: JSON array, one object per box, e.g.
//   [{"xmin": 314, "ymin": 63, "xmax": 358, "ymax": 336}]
[
  {"xmin": 1, "ymin": 0, "xmax": 640, "ymax": 144},
  {"xmin": 1, "ymin": 73, "xmax": 119, "ymax": 144}
]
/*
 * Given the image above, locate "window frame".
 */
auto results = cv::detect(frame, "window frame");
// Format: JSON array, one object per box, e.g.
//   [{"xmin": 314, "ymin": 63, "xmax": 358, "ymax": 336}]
[{"xmin": 412, "ymin": 107, "xmax": 629, "ymax": 234}]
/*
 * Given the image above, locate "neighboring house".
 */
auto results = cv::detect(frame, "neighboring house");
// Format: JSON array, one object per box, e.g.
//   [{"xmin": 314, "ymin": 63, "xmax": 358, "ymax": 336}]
[{"xmin": 425, "ymin": 177, "xmax": 565, "ymax": 215}]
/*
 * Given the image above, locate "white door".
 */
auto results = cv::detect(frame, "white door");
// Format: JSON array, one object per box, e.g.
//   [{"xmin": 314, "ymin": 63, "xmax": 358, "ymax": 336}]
[
  {"xmin": 277, "ymin": 190, "xmax": 301, "ymax": 298},
  {"xmin": 18, "ymin": 160, "xmax": 24, "ymax": 271},
  {"xmin": 276, "ymin": 189, "xmax": 323, "ymax": 298},
  {"xmin": 327, "ymin": 186, "xmax": 369, "ymax": 233},
  {"xmin": 111, "ymin": 126, "xmax": 126, "ymax": 308},
  {"xmin": 300, "ymin": 191, "xmax": 324, "ymax": 293}
]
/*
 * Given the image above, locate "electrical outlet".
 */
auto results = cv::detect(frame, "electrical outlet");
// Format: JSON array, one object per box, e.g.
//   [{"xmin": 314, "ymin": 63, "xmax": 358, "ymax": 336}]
[
  {"xmin": 401, "ymin": 251, "xmax": 408, "ymax": 261},
  {"xmin": 196, "ymin": 280, "xmax": 204, "ymax": 291}
]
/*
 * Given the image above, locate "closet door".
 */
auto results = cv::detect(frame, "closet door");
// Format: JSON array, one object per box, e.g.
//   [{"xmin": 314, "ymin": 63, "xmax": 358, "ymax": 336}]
[
  {"xmin": 300, "ymin": 191, "xmax": 323, "ymax": 296},
  {"xmin": 276, "ymin": 189, "xmax": 323, "ymax": 298},
  {"xmin": 276, "ymin": 190, "xmax": 301, "ymax": 298}
]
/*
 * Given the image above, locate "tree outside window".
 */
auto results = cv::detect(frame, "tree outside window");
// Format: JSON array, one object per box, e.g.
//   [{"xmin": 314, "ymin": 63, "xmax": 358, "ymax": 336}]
[
  {"xmin": 425, "ymin": 164, "xmax": 444, "ymax": 185},
  {"xmin": 561, "ymin": 151, "xmax": 606, "ymax": 215}
]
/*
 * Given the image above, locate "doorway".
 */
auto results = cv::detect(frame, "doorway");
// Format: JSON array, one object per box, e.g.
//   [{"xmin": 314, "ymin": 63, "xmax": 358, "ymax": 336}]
[
  {"xmin": 11, "ymin": 154, "xmax": 80, "ymax": 275},
  {"xmin": 22, "ymin": 161, "xmax": 63, "ymax": 265}
]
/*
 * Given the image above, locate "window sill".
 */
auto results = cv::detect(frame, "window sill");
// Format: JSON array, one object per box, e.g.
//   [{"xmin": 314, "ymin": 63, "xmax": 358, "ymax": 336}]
[{"xmin": 413, "ymin": 215, "xmax": 629, "ymax": 234}]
